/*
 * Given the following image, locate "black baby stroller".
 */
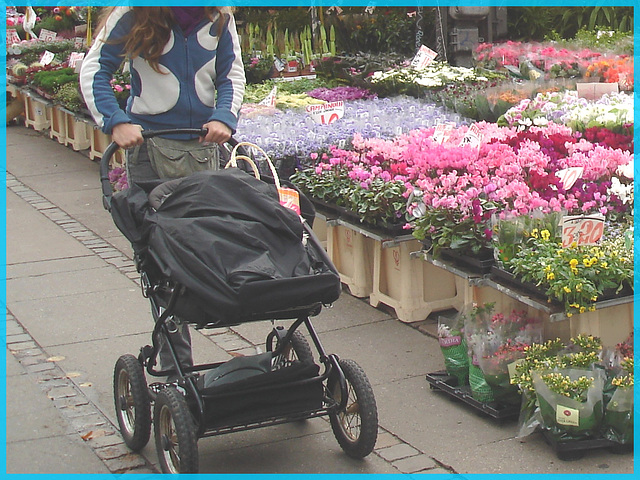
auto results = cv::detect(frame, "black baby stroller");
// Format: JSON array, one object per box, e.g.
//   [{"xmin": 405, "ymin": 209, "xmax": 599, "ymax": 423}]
[{"xmin": 100, "ymin": 129, "xmax": 378, "ymax": 473}]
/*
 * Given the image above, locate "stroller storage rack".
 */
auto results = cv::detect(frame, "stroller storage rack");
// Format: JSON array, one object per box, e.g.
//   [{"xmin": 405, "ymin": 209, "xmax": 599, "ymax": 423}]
[{"xmin": 102, "ymin": 129, "xmax": 378, "ymax": 473}]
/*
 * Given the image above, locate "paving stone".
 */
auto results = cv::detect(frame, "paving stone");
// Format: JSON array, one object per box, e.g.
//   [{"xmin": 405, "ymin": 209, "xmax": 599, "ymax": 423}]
[
  {"xmin": 6, "ymin": 333, "xmax": 34, "ymax": 344},
  {"xmin": 85, "ymin": 432, "xmax": 125, "ymax": 449},
  {"xmin": 376, "ymin": 443, "xmax": 420, "ymax": 462},
  {"xmin": 46, "ymin": 385, "xmax": 79, "ymax": 399},
  {"xmin": 392, "ymin": 454, "xmax": 437, "ymax": 473},
  {"xmin": 26, "ymin": 362, "xmax": 57, "ymax": 374},
  {"xmin": 375, "ymin": 430, "xmax": 402, "ymax": 449},
  {"xmin": 69, "ymin": 413, "xmax": 109, "ymax": 432},
  {"xmin": 51, "ymin": 395, "xmax": 90, "ymax": 408},
  {"xmin": 9, "ymin": 341, "xmax": 38, "ymax": 351},
  {"xmin": 104, "ymin": 453, "xmax": 148, "ymax": 472},
  {"xmin": 95, "ymin": 443, "xmax": 134, "ymax": 461}
]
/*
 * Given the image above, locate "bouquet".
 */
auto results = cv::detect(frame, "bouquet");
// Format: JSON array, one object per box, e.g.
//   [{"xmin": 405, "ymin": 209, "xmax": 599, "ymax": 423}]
[{"xmin": 437, "ymin": 315, "xmax": 468, "ymax": 386}]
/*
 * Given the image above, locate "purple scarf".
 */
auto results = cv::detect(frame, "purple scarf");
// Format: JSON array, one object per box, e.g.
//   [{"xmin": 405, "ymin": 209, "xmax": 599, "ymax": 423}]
[{"xmin": 171, "ymin": 7, "xmax": 205, "ymax": 36}]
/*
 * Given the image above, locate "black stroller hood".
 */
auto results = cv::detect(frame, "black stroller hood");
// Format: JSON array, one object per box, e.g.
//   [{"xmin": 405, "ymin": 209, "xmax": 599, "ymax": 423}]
[{"xmin": 110, "ymin": 168, "xmax": 341, "ymax": 325}]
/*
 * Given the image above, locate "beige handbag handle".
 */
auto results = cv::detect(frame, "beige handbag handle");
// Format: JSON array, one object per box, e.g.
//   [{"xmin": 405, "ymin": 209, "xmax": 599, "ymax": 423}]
[
  {"xmin": 225, "ymin": 154, "xmax": 261, "ymax": 179},
  {"xmin": 228, "ymin": 142, "xmax": 281, "ymax": 190}
]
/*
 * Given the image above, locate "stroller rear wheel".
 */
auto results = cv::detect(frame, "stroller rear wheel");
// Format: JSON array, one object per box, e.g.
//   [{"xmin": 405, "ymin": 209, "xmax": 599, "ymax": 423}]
[
  {"xmin": 154, "ymin": 387, "xmax": 199, "ymax": 473},
  {"xmin": 113, "ymin": 354, "xmax": 151, "ymax": 451},
  {"xmin": 329, "ymin": 358, "xmax": 378, "ymax": 458}
]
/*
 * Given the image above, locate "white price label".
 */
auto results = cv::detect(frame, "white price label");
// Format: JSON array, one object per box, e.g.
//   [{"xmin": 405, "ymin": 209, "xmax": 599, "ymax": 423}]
[
  {"xmin": 460, "ymin": 123, "xmax": 482, "ymax": 150},
  {"xmin": 410, "ymin": 45, "xmax": 438, "ymax": 70},
  {"xmin": 561, "ymin": 214, "xmax": 605, "ymax": 248},
  {"xmin": 40, "ymin": 50, "xmax": 55, "ymax": 66},
  {"xmin": 432, "ymin": 123, "xmax": 454, "ymax": 144},
  {"xmin": 306, "ymin": 101, "xmax": 344, "ymax": 125},
  {"xmin": 39, "ymin": 28, "xmax": 57, "ymax": 42},
  {"xmin": 68, "ymin": 52, "xmax": 85, "ymax": 69},
  {"xmin": 258, "ymin": 86, "xmax": 277, "ymax": 107},
  {"xmin": 556, "ymin": 167, "xmax": 583, "ymax": 190},
  {"xmin": 273, "ymin": 57, "xmax": 285, "ymax": 72}
]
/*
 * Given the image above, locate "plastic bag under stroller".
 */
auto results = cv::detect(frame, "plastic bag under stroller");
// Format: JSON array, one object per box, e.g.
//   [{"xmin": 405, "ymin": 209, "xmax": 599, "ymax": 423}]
[{"xmin": 110, "ymin": 168, "xmax": 341, "ymax": 326}]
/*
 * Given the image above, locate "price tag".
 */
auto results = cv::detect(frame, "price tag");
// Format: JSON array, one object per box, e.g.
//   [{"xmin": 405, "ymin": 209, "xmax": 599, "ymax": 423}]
[
  {"xmin": 459, "ymin": 123, "xmax": 482, "ymax": 150},
  {"xmin": 561, "ymin": 214, "xmax": 605, "ymax": 248},
  {"xmin": 410, "ymin": 45, "xmax": 438, "ymax": 69},
  {"xmin": 40, "ymin": 50, "xmax": 55, "ymax": 66},
  {"xmin": 556, "ymin": 405, "xmax": 580, "ymax": 427},
  {"xmin": 6, "ymin": 29, "xmax": 21, "ymax": 45},
  {"xmin": 555, "ymin": 166, "xmax": 583, "ymax": 190},
  {"xmin": 306, "ymin": 101, "xmax": 344, "ymax": 125},
  {"xmin": 432, "ymin": 123, "xmax": 454, "ymax": 144},
  {"xmin": 68, "ymin": 52, "xmax": 85, "ymax": 69},
  {"xmin": 258, "ymin": 86, "xmax": 277, "ymax": 107},
  {"xmin": 39, "ymin": 28, "xmax": 57, "ymax": 42},
  {"xmin": 74, "ymin": 37, "xmax": 86, "ymax": 50}
]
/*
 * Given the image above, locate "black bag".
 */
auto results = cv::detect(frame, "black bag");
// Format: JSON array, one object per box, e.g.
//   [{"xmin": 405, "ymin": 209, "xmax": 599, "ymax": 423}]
[{"xmin": 197, "ymin": 354, "xmax": 323, "ymax": 427}]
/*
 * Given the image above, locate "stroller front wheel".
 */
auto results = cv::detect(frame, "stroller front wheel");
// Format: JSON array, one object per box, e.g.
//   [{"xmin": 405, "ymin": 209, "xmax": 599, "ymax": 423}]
[
  {"xmin": 113, "ymin": 354, "xmax": 152, "ymax": 451},
  {"xmin": 329, "ymin": 358, "xmax": 378, "ymax": 458},
  {"xmin": 154, "ymin": 387, "xmax": 199, "ymax": 473}
]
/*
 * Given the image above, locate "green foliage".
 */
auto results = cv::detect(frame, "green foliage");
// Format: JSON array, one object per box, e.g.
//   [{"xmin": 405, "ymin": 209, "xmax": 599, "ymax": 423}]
[
  {"xmin": 508, "ymin": 6, "xmax": 633, "ymax": 41},
  {"xmin": 15, "ymin": 39, "xmax": 75, "ymax": 66},
  {"xmin": 54, "ymin": 81, "xmax": 84, "ymax": 112},
  {"xmin": 29, "ymin": 67, "xmax": 78, "ymax": 94}
]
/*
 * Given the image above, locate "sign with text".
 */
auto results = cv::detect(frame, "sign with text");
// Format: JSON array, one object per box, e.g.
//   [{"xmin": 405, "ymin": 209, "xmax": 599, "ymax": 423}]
[
  {"xmin": 6, "ymin": 28, "xmax": 20, "ymax": 45},
  {"xmin": 258, "ymin": 86, "xmax": 277, "ymax": 107},
  {"xmin": 576, "ymin": 82, "xmax": 618, "ymax": 100},
  {"xmin": 68, "ymin": 52, "xmax": 85, "ymax": 69},
  {"xmin": 460, "ymin": 123, "xmax": 482, "ymax": 151},
  {"xmin": 556, "ymin": 166, "xmax": 584, "ymax": 190},
  {"xmin": 432, "ymin": 123, "xmax": 454, "ymax": 144},
  {"xmin": 561, "ymin": 214, "xmax": 605, "ymax": 247},
  {"xmin": 410, "ymin": 45, "xmax": 438, "ymax": 69},
  {"xmin": 38, "ymin": 28, "xmax": 57, "ymax": 42},
  {"xmin": 40, "ymin": 50, "xmax": 55, "ymax": 66},
  {"xmin": 306, "ymin": 101, "xmax": 344, "ymax": 125}
]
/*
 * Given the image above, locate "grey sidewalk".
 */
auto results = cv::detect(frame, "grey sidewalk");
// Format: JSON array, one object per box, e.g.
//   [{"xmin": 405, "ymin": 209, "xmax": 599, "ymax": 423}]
[{"xmin": 4, "ymin": 125, "xmax": 633, "ymax": 474}]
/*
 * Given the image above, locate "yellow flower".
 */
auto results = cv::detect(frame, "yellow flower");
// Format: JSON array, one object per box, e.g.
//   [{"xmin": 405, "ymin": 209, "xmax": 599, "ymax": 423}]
[
  {"xmin": 601, "ymin": 261, "xmax": 608, "ymax": 268},
  {"xmin": 547, "ymin": 272, "xmax": 556, "ymax": 281},
  {"xmin": 583, "ymin": 257, "xmax": 590, "ymax": 267},
  {"xmin": 541, "ymin": 229, "xmax": 550, "ymax": 240},
  {"xmin": 569, "ymin": 259, "xmax": 578, "ymax": 268},
  {"xmin": 589, "ymin": 306, "xmax": 596, "ymax": 312},
  {"xmin": 570, "ymin": 303, "xmax": 580, "ymax": 309},
  {"xmin": 564, "ymin": 287, "xmax": 572, "ymax": 293},
  {"xmin": 580, "ymin": 307, "xmax": 586, "ymax": 313},
  {"xmin": 567, "ymin": 312, "xmax": 573, "ymax": 317},
  {"xmin": 531, "ymin": 228, "xmax": 539, "ymax": 238},
  {"xmin": 576, "ymin": 283, "xmax": 582, "ymax": 292}
]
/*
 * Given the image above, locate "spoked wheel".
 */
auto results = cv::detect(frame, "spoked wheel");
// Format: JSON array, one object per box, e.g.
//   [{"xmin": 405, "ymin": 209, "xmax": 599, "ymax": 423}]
[
  {"xmin": 154, "ymin": 387, "xmax": 199, "ymax": 474},
  {"xmin": 329, "ymin": 358, "xmax": 378, "ymax": 458},
  {"xmin": 113, "ymin": 354, "xmax": 151, "ymax": 451},
  {"xmin": 267, "ymin": 328, "xmax": 314, "ymax": 369}
]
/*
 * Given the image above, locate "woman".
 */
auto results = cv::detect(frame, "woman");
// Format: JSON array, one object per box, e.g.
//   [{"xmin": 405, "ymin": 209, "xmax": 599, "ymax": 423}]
[
  {"xmin": 80, "ymin": 6, "xmax": 246, "ymax": 371},
  {"xmin": 80, "ymin": 6, "xmax": 245, "ymax": 181}
]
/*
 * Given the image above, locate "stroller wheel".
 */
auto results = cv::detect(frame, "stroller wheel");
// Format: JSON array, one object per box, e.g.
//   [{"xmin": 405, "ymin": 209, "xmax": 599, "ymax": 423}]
[
  {"xmin": 113, "ymin": 355, "xmax": 152, "ymax": 451},
  {"xmin": 329, "ymin": 358, "xmax": 378, "ymax": 458},
  {"xmin": 154, "ymin": 387, "xmax": 199, "ymax": 474},
  {"xmin": 267, "ymin": 328, "xmax": 314, "ymax": 369}
]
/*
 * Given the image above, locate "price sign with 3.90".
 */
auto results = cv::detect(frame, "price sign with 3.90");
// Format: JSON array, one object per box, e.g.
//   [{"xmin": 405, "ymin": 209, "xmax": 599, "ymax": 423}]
[{"xmin": 561, "ymin": 215, "xmax": 605, "ymax": 247}]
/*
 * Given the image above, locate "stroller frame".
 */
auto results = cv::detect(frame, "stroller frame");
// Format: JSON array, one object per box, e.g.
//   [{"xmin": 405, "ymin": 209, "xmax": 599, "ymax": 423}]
[{"xmin": 102, "ymin": 130, "xmax": 378, "ymax": 473}]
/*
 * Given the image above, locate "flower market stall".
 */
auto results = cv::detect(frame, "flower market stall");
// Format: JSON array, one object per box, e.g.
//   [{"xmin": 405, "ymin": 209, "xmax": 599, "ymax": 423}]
[{"xmin": 6, "ymin": 5, "xmax": 634, "ymax": 458}]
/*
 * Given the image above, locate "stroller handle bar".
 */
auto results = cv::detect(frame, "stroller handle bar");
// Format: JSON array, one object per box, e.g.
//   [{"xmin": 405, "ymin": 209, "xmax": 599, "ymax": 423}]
[{"xmin": 100, "ymin": 128, "xmax": 239, "ymax": 211}]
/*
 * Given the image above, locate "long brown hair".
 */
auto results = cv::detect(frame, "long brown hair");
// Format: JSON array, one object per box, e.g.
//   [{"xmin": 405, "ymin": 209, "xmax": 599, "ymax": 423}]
[{"xmin": 96, "ymin": 7, "xmax": 232, "ymax": 73}]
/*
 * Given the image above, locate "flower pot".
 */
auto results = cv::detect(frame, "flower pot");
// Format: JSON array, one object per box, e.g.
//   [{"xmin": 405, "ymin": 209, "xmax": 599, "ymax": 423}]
[
  {"xmin": 23, "ymin": 94, "xmax": 51, "ymax": 131},
  {"xmin": 603, "ymin": 386, "xmax": 634, "ymax": 445}
]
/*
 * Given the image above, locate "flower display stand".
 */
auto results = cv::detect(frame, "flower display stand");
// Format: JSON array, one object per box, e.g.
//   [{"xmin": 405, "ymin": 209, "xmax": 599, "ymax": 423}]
[
  {"xmin": 471, "ymin": 277, "xmax": 633, "ymax": 346},
  {"xmin": 64, "ymin": 111, "xmax": 92, "ymax": 151},
  {"xmin": 49, "ymin": 105, "xmax": 67, "ymax": 144},
  {"xmin": 370, "ymin": 240, "xmax": 462, "ymax": 323},
  {"xmin": 326, "ymin": 222, "xmax": 376, "ymax": 298},
  {"xmin": 23, "ymin": 92, "xmax": 51, "ymax": 131},
  {"xmin": 311, "ymin": 212, "xmax": 329, "ymax": 250},
  {"xmin": 6, "ymin": 84, "xmax": 24, "ymax": 123}
]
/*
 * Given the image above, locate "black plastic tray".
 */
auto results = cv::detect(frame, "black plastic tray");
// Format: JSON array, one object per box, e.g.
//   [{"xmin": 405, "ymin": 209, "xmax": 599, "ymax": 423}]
[
  {"xmin": 541, "ymin": 429, "xmax": 631, "ymax": 461},
  {"xmin": 425, "ymin": 371, "xmax": 520, "ymax": 421}
]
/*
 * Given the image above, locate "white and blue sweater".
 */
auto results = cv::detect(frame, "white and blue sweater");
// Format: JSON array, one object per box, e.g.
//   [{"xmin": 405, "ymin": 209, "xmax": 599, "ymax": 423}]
[{"xmin": 80, "ymin": 7, "xmax": 245, "ymax": 138}]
